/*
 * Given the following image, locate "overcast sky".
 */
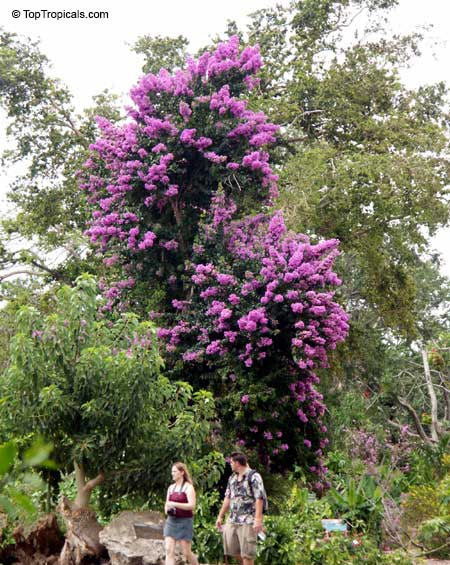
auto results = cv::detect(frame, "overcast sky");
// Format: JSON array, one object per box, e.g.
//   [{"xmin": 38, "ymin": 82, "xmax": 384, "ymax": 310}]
[{"xmin": 1, "ymin": 0, "xmax": 449, "ymax": 273}]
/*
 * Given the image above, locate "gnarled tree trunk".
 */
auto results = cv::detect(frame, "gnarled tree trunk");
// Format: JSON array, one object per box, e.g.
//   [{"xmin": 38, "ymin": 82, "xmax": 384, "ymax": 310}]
[{"xmin": 57, "ymin": 462, "xmax": 106, "ymax": 565}]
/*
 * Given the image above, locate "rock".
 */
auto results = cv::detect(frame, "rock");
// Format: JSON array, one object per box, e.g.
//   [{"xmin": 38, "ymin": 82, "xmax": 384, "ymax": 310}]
[{"xmin": 100, "ymin": 511, "xmax": 185, "ymax": 565}]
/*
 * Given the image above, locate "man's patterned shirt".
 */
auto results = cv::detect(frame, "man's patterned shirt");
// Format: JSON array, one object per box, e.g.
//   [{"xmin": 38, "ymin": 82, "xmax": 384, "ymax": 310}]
[{"xmin": 225, "ymin": 469, "xmax": 265, "ymax": 525}]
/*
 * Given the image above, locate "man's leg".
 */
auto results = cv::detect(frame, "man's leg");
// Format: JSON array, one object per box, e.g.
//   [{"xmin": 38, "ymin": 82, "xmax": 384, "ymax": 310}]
[
  {"xmin": 239, "ymin": 524, "xmax": 257, "ymax": 565},
  {"xmin": 223, "ymin": 524, "xmax": 243, "ymax": 564}
]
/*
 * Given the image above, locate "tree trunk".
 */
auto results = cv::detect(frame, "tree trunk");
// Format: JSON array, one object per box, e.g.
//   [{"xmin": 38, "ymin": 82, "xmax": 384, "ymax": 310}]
[
  {"xmin": 57, "ymin": 462, "xmax": 106, "ymax": 565},
  {"xmin": 171, "ymin": 198, "xmax": 188, "ymax": 257},
  {"xmin": 422, "ymin": 349, "xmax": 441, "ymax": 442}
]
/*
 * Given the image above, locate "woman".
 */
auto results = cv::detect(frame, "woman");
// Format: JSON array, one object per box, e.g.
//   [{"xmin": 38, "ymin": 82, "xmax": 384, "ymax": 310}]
[{"xmin": 164, "ymin": 462, "xmax": 199, "ymax": 565}]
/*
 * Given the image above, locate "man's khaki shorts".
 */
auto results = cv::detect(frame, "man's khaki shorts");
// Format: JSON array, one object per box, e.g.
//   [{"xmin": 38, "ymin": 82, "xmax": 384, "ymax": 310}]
[{"xmin": 223, "ymin": 522, "xmax": 257, "ymax": 559}]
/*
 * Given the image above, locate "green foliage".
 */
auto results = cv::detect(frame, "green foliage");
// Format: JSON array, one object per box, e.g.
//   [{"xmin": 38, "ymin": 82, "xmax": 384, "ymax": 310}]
[
  {"xmin": 192, "ymin": 491, "xmax": 224, "ymax": 564},
  {"xmin": 418, "ymin": 516, "xmax": 450, "ymax": 559},
  {"xmin": 0, "ymin": 274, "xmax": 218, "ymax": 508},
  {"xmin": 295, "ymin": 533, "xmax": 413, "ymax": 565},
  {"xmin": 406, "ymin": 435, "xmax": 450, "ymax": 485},
  {"xmin": 0, "ymin": 274, "xmax": 161, "ymax": 473},
  {"xmin": 131, "ymin": 34, "xmax": 189, "ymax": 74},
  {"xmin": 189, "ymin": 450, "xmax": 226, "ymax": 491},
  {"xmin": 0, "ymin": 29, "xmax": 121, "ymax": 288},
  {"xmin": 257, "ymin": 514, "xmax": 298, "ymax": 565},
  {"xmin": 0, "ymin": 438, "xmax": 53, "ymax": 542},
  {"xmin": 327, "ymin": 476, "xmax": 383, "ymax": 533},
  {"xmin": 401, "ymin": 471, "xmax": 450, "ymax": 558},
  {"xmin": 218, "ymin": 2, "xmax": 450, "ymax": 409},
  {"xmin": 192, "ymin": 482, "xmax": 414, "ymax": 565}
]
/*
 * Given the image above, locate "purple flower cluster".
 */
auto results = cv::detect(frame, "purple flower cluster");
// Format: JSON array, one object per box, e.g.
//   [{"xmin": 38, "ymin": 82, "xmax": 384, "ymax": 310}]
[
  {"xmin": 156, "ymin": 196, "xmax": 349, "ymax": 476},
  {"xmin": 161, "ymin": 204, "xmax": 348, "ymax": 371},
  {"xmin": 348, "ymin": 426, "xmax": 414, "ymax": 476},
  {"xmin": 79, "ymin": 36, "xmax": 280, "ymax": 310}
]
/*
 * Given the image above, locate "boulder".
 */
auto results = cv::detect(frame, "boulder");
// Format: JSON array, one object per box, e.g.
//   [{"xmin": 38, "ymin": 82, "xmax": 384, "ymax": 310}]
[{"xmin": 100, "ymin": 511, "xmax": 185, "ymax": 565}]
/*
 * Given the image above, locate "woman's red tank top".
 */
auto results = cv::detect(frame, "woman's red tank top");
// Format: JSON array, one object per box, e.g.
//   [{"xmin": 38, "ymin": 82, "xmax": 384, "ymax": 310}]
[{"xmin": 169, "ymin": 482, "xmax": 193, "ymax": 518}]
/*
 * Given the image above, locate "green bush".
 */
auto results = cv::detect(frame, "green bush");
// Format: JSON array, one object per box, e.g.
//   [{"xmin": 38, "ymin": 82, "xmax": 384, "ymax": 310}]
[
  {"xmin": 0, "ymin": 438, "xmax": 54, "ymax": 547},
  {"xmin": 208, "ymin": 484, "xmax": 415, "ymax": 565},
  {"xmin": 402, "ymin": 471, "xmax": 450, "ymax": 558},
  {"xmin": 193, "ymin": 491, "xmax": 223, "ymax": 564},
  {"xmin": 257, "ymin": 515, "xmax": 298, "ymax": 565},
  {"xmin": 198, "ymin": 484, "xmax": 415, "ymax": 565},
  {"xmin": 305, "ymin": 534, "xmax": 413, "ymax": 565}
]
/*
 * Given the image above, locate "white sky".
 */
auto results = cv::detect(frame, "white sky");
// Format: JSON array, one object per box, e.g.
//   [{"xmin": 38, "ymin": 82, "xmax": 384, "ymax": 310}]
[{"xmin": 0, "ymin": 0, "xmax": 449, "ymax": 273}]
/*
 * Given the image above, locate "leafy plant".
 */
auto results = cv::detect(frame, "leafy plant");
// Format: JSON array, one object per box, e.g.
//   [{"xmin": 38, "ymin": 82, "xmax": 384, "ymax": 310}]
[
  {"xmin": 192, "ymin": 491, "xmax": 223, "ymax": 564},
  {"xmin": 326, "ymin": 475, "xmax": 383, "ymax": 533},
  {"xmin": 0, "ymin": 274, "xmax": 218, "ymax": 512},
  {"xmin": 0, "ymin": 438, "xmax": 54, "ymax": 546},
  {"xmin": 257, "ymin": 514, "xmax": 298, "ymax": 565}
]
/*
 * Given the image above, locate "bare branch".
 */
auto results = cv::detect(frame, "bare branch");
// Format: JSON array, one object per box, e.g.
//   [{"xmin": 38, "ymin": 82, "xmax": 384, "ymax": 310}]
[
  {"xmin": 422, "ymin": 349, "xmax": 442, "ymax": 441},
  {"xmin": 0, "ymin": 269, "xmax": 47, "ymax": 282},
  {"xmin": 388, "ymin": 420, "xmax": 421, "ymax": 440},
  {"xmin": 397, "ymin": 397, "xmax": 435, "ymax": 445}
]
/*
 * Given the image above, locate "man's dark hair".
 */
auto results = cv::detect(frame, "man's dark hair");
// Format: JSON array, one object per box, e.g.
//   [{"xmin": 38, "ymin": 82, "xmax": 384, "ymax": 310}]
[{"xmin": 230, "ymin": 452, "xmax": 247, "ymax": 466}]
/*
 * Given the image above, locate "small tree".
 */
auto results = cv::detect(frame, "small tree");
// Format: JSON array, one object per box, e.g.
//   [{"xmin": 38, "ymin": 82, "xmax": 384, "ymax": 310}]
[{"xmin": 0, "ymin": 274, "xmax": 219, "ymax": 561}]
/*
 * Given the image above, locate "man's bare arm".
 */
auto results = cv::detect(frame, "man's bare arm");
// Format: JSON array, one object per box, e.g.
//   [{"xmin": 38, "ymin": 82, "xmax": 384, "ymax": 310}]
[
  {"xmin": 253, "ymin": 498, "xmax": 264, "ymax": 532},
  {"xmin": 216, "ymin": 496, "xmax": 231, "ymax": 528}
]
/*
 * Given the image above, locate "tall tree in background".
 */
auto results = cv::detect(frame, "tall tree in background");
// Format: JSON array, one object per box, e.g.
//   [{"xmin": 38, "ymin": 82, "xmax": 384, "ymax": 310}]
[
  {"xmin": 232, "ymin": 0, "xmax": 450, "ymax": 413},
  {"xmin": 0, "ymin": 29, "xmax": 121, "ymax": 287},
  {"xmin": 130, "ymin": 1, "xmax": 450, "ymax": 445},
  {"xmin": 131, "ymin": 0, "xmax": 450, "ymax": 333}
]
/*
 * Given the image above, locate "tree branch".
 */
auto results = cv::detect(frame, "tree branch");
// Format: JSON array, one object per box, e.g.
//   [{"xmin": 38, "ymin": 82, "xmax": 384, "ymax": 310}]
[
  {"xmin": 74, "ymin": 461, "xmax": 86, "ymax": 493},
  {"xmin": 396, "ymin": 397, "xmax": 435, "ymax": 444},
  {"xmin": 0, "ymin": 269, "xmax": 48, "ymax": 282},
  {"xmin": 73, "ymin": 460, "xmax": 105, "ymax": 509},
  {"xmin": 388, "ymin": 420, "xmax": 421, "ymax": 440},
  {"xmin": 29, "ymin": 259, "xmax": 63, "ymax": 280},
  {"xmin": 84, "ymin": 472, "xmax": 105, "ymax": 493},
  {"xmin": 422, "ymin": 349, "xmax": 441, "ymax": 441}
]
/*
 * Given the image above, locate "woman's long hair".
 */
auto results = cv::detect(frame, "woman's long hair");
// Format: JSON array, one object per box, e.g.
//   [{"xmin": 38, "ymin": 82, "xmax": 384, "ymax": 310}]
[{"xmin": 173, "ymin": 461, "xmax": 193, "ymax": 484}]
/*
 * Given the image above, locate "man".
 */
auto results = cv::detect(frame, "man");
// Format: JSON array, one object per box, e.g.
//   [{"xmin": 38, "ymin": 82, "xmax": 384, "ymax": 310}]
[{"xmin": 216, "ymin": 452, "xmax": 265, "ymax": 565}]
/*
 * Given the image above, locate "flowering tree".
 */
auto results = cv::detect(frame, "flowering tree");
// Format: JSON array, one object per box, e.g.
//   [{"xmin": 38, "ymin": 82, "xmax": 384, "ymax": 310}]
[
  {"xmin": 80, "ymin": 35, "xmax": 278, "ymax": 311},
  {"xmin": 81, "ymin": 36, "xmax": 349, "ymax": 486},
  {"xmin": 158, "ymin": 196, "xmax": 348, "ymax": 484}
]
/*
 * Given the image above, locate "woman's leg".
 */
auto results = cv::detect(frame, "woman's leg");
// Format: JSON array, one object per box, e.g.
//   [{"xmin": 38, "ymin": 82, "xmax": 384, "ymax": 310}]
[
  {"xmin": 165, "ymin": 536, "xmax": 176, "ymax": 565},
  {"xmin": 180, "ymin": 540, "xmax": 199, "ymax": 565}
]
